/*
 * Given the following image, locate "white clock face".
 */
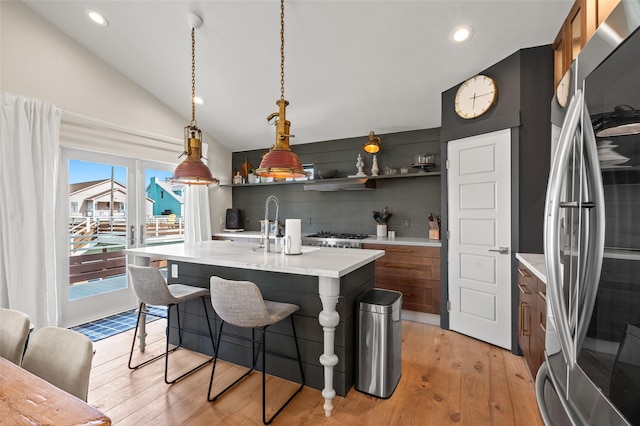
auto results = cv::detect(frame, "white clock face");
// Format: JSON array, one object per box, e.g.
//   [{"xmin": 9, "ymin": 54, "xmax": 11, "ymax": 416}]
[
  {"xmin": 455, "ymin": 75, "xmax": 497, "ymax": 119},
  {"xmin": 556, "ymin": 70, "xmax": 571, "ymax": 108}
]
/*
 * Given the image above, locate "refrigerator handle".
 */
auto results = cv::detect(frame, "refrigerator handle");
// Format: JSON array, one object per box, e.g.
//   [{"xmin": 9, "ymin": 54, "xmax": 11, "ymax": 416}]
[
  {"xmin": 535, "ymin": 362, "xmax": 554, "ymax": 426},
  {"xmin": 544, "ymin": 89, "xmax": 584, "ymax": 369},
  {"xmin": 536, "ymin": 362, "xmax": 580, "ymax": 426},
  {"xmin": 576, "ymin": 103, "xmax": 606, "ymax": 350}
]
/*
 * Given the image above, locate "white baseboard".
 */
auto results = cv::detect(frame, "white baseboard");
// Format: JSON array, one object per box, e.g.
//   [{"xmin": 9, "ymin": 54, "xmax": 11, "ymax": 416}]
[{"xmin": 402, "ymin": 310, "xmax": 440, "ymax": 326}]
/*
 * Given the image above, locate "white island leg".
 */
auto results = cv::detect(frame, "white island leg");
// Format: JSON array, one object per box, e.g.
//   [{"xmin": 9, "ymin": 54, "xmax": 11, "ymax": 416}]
[
  {"xmin": 132, "ymin": 255, "xmax": 151, "ymax": 351},
  {"xmin": 318, "ymin": 276, "xmax": 340, "ymax": 417}
]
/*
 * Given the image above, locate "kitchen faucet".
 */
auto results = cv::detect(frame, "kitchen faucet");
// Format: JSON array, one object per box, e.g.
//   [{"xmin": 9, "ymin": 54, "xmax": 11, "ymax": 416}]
[{"xmin": 262, "ymin": 195, "xmax": 279, "ymax": 252}]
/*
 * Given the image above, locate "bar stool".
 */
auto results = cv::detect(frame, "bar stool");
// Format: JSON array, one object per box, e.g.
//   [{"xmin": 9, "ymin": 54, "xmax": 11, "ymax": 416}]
[
  {"xmin": 207, "ymin": 276, "xmax": 305, "ymax": 425},
  {"xmin": 127, "ymin": 265, "xmax": 215, "ymax": 384}
]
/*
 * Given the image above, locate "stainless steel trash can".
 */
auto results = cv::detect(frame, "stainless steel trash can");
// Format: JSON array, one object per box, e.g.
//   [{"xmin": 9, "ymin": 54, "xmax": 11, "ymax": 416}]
[{"xmin": 355, "ymin": 288, "xmax": 402, "ymax": 398}]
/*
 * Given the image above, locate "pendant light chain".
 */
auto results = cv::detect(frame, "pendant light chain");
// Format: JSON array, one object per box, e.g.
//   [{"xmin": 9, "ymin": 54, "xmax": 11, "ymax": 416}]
[
  {"xmin": 255, "ymin": 0, "xmax": 306, "ymax": 179},
  {"xmin": 172, "ymin": 14, "xmax": 216, "ymax": 186},
  {"xmin": 191, "ymin": 27, "xmax": 196, "ymax": 124},
  {"xmin": 280, "ymin": 0, "xmax": 285, "ymax": 101}
]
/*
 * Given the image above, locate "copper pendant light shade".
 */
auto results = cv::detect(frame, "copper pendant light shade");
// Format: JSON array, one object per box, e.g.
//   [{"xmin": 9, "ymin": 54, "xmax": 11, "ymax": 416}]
[
  {"xmin": 172, "ymin": 15, "xmax": 218, "ymax": 186},
  {"xmin": 172, "ymin": 125, "xmax": 217, "ymax": 184},
  {"xmin": 256, "ymin": 99, "xmax": 306, "ymax": 178},
  {"xmin": 257, "ymin": 149, "xmax": 306, "ymax": 179},
  {"xmin": 363, "ymin": 131, "xmax": 382, "ymax": 154},
  {"xmin": 255, "ymin": 0, "xmax": 307, "ymax": 179}
]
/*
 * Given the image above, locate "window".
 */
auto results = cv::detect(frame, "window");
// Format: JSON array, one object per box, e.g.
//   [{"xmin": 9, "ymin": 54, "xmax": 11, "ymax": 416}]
[{"xmin": 70, "ymin": 201, "xmax": 78, "ymax": 213}]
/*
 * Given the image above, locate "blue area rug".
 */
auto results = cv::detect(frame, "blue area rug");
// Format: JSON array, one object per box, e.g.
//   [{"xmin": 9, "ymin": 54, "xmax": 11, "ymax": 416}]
[{"xmin": 71, "ymin": 306, "xmax": 166, "ymax": 342}]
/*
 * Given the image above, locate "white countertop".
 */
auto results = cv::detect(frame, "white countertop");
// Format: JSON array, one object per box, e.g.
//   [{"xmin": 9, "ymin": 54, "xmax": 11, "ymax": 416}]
[
  {"xmin": 213, "ymin": 232, "xmax": 441, "ymax": 247},
  {"xmin": 125, "ymin": 240, "xmax": 385, "ymax": 279},
  {"xmin": 515, "ymin": 253, "xmax": 547, "ymax": 284}
]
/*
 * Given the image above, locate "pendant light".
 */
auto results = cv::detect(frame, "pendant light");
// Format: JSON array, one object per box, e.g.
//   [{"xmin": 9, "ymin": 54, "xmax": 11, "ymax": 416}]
[
  {"xmin": 593, "ymin": 105, "xmax": 640, "ymax": 137},
  {"xmin": 172, "ymin": 14, "xmax": 218, "ymax": 185},
  {"xmin": 255, "ymin": 0, "xmax": 307, "ymax": 179},
  {"xmin": 363, "ymin": 131, "xmax": 382, "ymax": 154}
]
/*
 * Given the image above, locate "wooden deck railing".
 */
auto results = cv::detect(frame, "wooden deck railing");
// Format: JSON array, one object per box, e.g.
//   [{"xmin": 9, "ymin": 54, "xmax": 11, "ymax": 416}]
[
  {"xmin": 69, "ymin": 250, "xmax": 126, "ymax": 284},
  {"xmin": 69, "ymin": 249, "xmax": 167, "ymax": 284},
  {"xmin": 69, "ymin": 216, "xmax": 184, "ymax": 255}
]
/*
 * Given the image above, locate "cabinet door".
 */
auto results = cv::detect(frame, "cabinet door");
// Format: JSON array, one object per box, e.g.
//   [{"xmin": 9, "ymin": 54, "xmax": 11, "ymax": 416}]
[
  {"xmin": 518, "ymin": 279, "xmax": 532, "ymax": 358},
  {"xmin": 535, "ymin": 279, "xmax": 548, "ymax": 372},
  {"xmin": 553, "ymin": 22, "xmax": 569, "ymax": 88},
  {"xmin": 568, "ymin": 0, "xmax": 586, "ymax": 62},
  {"xmin": 518, "ymin": 263, "xmax": 539, "ymax": 374},
  {"xmin": 362, "ymin": 244, "xmax": 441, "ymax": 314},
  {"xmin": 597, "ymin": 0, "xmax": 619, "ymax": 26}
]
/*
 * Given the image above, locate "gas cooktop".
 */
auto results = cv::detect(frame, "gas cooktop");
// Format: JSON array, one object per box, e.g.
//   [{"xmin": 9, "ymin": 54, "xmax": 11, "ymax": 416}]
[{"xmin": 305, "ymin": 232, "xmax": 369, "ymax": 240}]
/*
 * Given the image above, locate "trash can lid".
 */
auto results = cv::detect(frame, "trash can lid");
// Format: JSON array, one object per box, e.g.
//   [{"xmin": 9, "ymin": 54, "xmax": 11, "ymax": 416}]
[{"xmin": 358, "ymin": 289, "xmax": 402, "ymax": 313}]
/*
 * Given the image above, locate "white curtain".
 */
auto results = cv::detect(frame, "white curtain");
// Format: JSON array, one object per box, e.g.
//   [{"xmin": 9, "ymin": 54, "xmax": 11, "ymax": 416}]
[
  {"xmin": 184, "ymin": 185, "xmax": 212, "ymax": 243},
  {"xmin": 0, "ymin": 93, "xmax": 61, "ymax": 327}
]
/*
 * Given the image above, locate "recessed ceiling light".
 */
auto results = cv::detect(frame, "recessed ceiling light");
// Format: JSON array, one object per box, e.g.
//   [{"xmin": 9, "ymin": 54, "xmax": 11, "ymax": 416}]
[
  {"xmin": 451, "ymin": 25, "xmax": 473, "ymax": 44},
  {"xmin": 86, "ymin": 9, "xmax": 108, "ymax": 27},
  {"xmin": 194, "ymin": 96, "xmax": 204, "ymax": 105}
]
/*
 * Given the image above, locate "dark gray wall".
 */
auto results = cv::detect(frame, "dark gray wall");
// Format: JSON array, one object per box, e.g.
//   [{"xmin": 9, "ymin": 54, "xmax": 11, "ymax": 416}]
[
  {"xmin": 231, "ymin": 129, "xmax": 441, "ymax": 238},
  {"xmin": 439, "ymin": 45, "xmax": 554, "ymax": 350},
  {"xmin": 441, "ymin": 45, "xmax": 553, "ymax": 256}
]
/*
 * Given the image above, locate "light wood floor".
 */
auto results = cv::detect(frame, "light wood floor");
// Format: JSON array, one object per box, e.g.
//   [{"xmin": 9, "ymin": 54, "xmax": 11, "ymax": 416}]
[{"xmin": 88, "ymin": 319, "xmax": 543, "ymax": 425}]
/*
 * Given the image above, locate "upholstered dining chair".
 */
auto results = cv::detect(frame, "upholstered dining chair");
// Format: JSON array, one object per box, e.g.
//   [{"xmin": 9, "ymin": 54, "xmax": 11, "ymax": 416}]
[
  {"xmin": 127, "ymin": 264, "xmax": 216, "ymax": 384},
  {"xmin": 208, "ymin": 276, "xmax": 305, "ymax": 425},
  {"xmin": 0, "ymin": 308, "xmax": 31, "ymax": 365},
  {"xmin": 21, "ymin": 326, "xmax": 94, "ymax": 401}
]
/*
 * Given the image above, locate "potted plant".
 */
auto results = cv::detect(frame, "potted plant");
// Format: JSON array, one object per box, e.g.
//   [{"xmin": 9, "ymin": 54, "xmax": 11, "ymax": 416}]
[{"xmin": 247, "ymin": 168, "xmax": 260, "ymax": 183}]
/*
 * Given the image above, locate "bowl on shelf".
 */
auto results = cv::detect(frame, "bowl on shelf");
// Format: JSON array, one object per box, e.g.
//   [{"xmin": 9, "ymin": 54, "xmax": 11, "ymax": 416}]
[
  {"xmin": 315, "ymin": 169, "xmax": 337, "ymax": 179},
  {"xmin": 414, "ymin": 153, "xmax": 435, "ymax": 165}
]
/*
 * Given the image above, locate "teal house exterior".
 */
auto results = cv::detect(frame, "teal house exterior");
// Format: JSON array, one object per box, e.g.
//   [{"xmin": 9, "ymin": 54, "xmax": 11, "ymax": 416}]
[{"xmin": 146, "ymin": 177, "xmax": 184, "ymax": 217}]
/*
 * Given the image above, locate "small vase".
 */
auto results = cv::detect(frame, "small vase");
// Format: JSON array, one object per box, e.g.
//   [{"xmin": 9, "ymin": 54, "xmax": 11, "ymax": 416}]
[
  {"xmin": 371, "ymin": 155, "xmax": 379, "ymax": 176},
  {"xmin": 233, "ymin": 171, "xmax": 243, "ymax": 184}
]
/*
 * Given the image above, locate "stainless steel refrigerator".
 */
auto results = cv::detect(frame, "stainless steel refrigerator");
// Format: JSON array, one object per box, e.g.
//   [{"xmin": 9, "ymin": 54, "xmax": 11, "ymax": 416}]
[{"xmin": 537, "ymin": 1, "xmax": 640, "ymax": 424}]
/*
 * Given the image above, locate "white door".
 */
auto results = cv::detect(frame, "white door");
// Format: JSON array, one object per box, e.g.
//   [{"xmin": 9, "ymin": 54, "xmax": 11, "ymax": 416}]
[
  {"xmin": 447, "ymin": 129, "xmax": 512, "ymax": 350},
  {"xmin": 58, "ymin": 148, "xmax": 177, "ymax": 327}
]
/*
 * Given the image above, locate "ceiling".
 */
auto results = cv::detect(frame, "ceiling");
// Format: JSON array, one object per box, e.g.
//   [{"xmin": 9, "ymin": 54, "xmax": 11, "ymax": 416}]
[{"xmin": 23, "ymin": 1, "xmax": 572, "ymax": 153}]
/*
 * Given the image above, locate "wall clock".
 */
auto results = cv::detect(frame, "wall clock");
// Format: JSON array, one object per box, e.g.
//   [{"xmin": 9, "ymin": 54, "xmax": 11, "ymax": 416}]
[
  {"xmin": 556, "ymin": 69, "xmax": 571, "ymax": 108},
  {"xmin": 454, "ymin": 74, "xmax": 498, "ymax": 119}
]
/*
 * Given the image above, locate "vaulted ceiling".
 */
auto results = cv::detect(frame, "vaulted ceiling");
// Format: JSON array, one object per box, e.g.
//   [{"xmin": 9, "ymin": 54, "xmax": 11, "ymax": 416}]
[{"xmin": 23, "ymin": 1, "xmax": 572, "ymax": 152}]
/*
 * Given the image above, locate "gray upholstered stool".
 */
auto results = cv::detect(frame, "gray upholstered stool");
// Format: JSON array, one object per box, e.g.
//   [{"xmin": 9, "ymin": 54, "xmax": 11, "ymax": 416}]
[
  {"xmin": 208, "ymin": 276, "xmax": 305, "ymax": 425},
  {"xmin": 127, "ymin": 264, "xmax": 215, "ymax": 384}
]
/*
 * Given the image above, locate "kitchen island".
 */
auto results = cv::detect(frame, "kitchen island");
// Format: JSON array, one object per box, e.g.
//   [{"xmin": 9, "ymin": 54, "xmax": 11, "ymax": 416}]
[{"xmin": 124, "ymin": 240, "xmax": 384, "ymax": 417}]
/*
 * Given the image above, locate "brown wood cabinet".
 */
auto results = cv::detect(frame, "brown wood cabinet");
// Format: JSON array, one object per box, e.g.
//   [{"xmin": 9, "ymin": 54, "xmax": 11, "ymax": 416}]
[
  {"xmin": 361, "ymin": 244, "xmax": 440, "ymax": 314},
  {"xmin": 553, "ymin": 0, "xmax": 620, "ymax": 87},
  {"xmin": 517, "ymin": 262, "xmax": 547, "ymax": 376}
]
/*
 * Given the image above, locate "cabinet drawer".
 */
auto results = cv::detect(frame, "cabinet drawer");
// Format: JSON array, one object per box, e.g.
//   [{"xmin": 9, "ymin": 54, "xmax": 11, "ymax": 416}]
[
  {"xmin": 537, "ymin": 279, "xmax": 546, "ymax": 299},
  {"xmin": 376, "ymin": 282, "xmax": 439, "ymax": 314},
  {"xmin": 363, "ymin": 244, "xmax": 439, "ymax": 259},
  {"xmin": 538, "ymin": 288, "xmax": 547, "ymax": 335},
  {"xmin": 382, "ymin": 246, "xmax": 439, "ymax": 262},
  {"xmin": 376, "ymin": 264, "xmax": 438, "ymax": 283},
  {"xmin": 517, "ymin": 264, "xmax": 537, "ymax": 290},
  {"xmin": 376, "ymin": 274, "xmax": 438, "ymax": 291}
]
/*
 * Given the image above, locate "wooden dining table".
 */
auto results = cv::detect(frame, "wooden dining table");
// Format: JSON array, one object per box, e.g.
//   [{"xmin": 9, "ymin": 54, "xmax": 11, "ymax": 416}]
[{"xmin": 0, "ymin": 356, "xmax": 111, "ymax": 425}]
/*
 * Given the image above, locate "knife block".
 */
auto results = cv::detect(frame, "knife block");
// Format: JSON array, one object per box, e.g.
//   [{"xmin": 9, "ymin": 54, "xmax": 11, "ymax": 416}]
[{"xmin": 428, "ymin": 220, "xmax": 440, "ymax": 240}]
